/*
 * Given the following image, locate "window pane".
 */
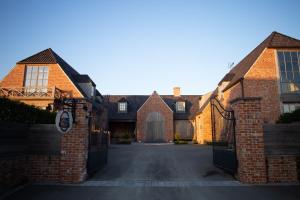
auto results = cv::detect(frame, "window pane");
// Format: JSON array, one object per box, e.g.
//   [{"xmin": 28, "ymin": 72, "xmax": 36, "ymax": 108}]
[
  {"xmin": 38, "ymin": 72, "xmax": 44, "ymax": 79},
  {"xmin": 43, "ymin": 67, "xmax": 48, "ymax": 72},
  {"xmin": 43, "ymin": 79, "xmax": 48, "ymax": 86},
  {"xmin": 283, "ymin": 104, "xmax": 290, "ymax": 113},
  {"xmin": 279, "ymin": 62, "xmax": 286, "ymax": 72},
  {"xmin": 291, "ymin": 52, "xmax": 298, "ymax": 62},
  {"xmin": 293, "ymin": 62, "xmax": 300, "ymax": 72},
  {"xmin": 25, "ymin": 80, "xmax": 30, "ymax": 86},
  {"xmin": 38, "ymin": 80, "xmax": 43, "ymax": 86},
  {"xmin": 290, "ymin": 104, "xmax": 296, "ymax": 112},
  {"xmin": 280, "ymin": 71, "xmax": 287, "ymax": 82},
  {"xmin": 26, "ymin": 66, "xmax": 32, "ymax": 72},
  {"xmin": 286, "ymin": 62, "xmax": 293, "ymax": 71},
  {"xmin": 30, "ymin": 79, "xmax": 36, "ymax": 87},
  {"xmin": 43, "ymin": 72, "xmax": 49, "ymax": 79},
  {"xmin": 38, "ymin": 67, "xmax": 44, "ymax": 73},
  {"xmin": 284, "ymin": 52, "xmax": 291, "ymax": 63},
  {"xmin": 287, "ymin": 71, "xmax": 293, "ymax": 81},
  {"xmin": 294, "ymin": 71, "xmax": 300, "ymax": 82},
  {"xmin": 277, "ymin": 52, "xmax": 284, "ymax": 62},
  {"xmin": 32, "ymin": 67, "xmax": 38, "ymax": 73},
  {"xmin": 281, "ymin": 83, "xmax": 289, "ymax": 93}
]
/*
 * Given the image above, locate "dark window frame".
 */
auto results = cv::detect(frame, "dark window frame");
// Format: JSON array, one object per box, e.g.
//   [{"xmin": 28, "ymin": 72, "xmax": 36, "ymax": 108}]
[{"xmin": 277, "ymin": 51, "xmax": 300, "ymax": 94}]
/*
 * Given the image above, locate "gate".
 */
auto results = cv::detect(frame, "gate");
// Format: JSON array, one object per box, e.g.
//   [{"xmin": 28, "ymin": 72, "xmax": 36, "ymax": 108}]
[
  {"xmin": 210, "ymin": 97, "xmax": 237, "ymax": 174},
  {"xmin": 87, "ymin": 123, "xmax": 108, "ymax": 175}
]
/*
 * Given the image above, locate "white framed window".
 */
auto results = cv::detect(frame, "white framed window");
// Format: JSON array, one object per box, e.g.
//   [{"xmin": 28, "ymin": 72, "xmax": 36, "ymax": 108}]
[
  {"xmin": 176, "ymin": 101, "xmax": 185, "ymax": 112},
  {"xmin": 283, "ymin": 103, "xmax": 300, "ymax": 113},
  {"xmin": 25, "ymin": 66, "xmax": 49, "ymax": 87},
  {"xmin": 118, "ymin": 102, "xmax": 127, "ymax": 112}
]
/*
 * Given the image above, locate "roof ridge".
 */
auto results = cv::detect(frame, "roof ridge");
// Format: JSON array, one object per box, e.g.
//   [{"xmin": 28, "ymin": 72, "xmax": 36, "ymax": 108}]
[
  {"xmin": 267, "ymin": 31, "xmax": 277, "ymax": 47},
  {"xmin": 47, "ymin": 48, "xmax": 58, "ymax": 63}
]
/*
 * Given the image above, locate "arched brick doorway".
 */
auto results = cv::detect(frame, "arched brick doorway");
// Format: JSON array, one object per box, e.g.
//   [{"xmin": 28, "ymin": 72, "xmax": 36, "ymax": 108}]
[{"xmin": 145, "ymin": 112, "xmax": 165, "ymax": 142}]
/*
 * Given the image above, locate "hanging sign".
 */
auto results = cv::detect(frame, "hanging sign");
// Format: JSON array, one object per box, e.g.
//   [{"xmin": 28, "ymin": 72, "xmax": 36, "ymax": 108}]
[{"xmin": 55, "ymin": 110, "xmax": 73, "ymax": 133}]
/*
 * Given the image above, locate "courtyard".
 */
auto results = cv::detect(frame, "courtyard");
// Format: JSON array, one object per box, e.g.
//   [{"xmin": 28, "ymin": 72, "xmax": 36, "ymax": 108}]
[{"xmin": 3, "ymin": 144, "xmax": 300, "ymax": 200}]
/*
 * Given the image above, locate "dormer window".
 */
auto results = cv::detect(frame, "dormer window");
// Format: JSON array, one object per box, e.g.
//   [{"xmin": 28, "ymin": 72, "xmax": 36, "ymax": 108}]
[
  {"xmin": 176, "ymin": 101, "xmax": 185, "ymax": 112},
  {"xmin": 118, "ymin": 102, "xmax": 127, "ymax": 112}
]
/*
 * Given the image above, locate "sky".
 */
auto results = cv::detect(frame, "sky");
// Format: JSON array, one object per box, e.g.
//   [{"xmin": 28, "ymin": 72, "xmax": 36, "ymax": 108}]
[{"xmin": 0, "ymin": 0, "xmax": 300, "ymax": 95}]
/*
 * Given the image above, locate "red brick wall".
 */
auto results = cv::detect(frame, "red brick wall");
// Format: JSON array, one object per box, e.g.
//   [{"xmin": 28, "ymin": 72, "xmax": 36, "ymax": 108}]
[
  {"xmin": 194, "ymin": 103, "xmax": 212, "ymax": 144},
  {"xmin": 231, "ymin": 98, "xmax": 267, "ymax": 184},
  {"xmin": 222, "ymin": 48, "xmax": 282, "ymax": 123},
  {"xmin": 267, "ymin": 155, "xmax": 298, "ymax": 183},
  {"xmin": 0, "ymin": 156, "xmax": 27, "ymax": 190},
  {"xmin": 59, "ymin": 101, "xmax": 91, "ymax": 183},
  {"xmin": 243, "ymin": 48, "xmax": 281, "ymax": 123},
  {"xmin": 28, "ymin": 155, "xmax": 60, "ymax": 182},
  {"xmin": 137, "ymin": 92, "xmax": 173, "ymax": 142}
]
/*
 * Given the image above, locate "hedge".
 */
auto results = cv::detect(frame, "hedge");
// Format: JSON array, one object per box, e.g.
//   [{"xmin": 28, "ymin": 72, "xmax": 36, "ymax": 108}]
[
  {"xmin": 0, "ymin": 97, "xmax": 56, "ymax": 124},
  {"xmin": 277, "ymin": 108, "xmax": 300, "ymax": 124}
]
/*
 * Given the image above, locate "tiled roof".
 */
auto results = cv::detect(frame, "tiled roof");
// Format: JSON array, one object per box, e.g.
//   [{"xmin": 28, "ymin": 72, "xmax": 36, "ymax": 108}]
[
  {"xmin": 222, "ymin": 31, "xmax": 300, "ymax": 92},
  {"xmin": 17, "ymin": 48, "xmax": 94, "ymax": 98},
  {"xmin": 73, "ymin": 74, "xmax": 96, "ymax": 86},
  {"xmin": 106, "ymin": 94, "xmax": 201, "ymax": 121}
]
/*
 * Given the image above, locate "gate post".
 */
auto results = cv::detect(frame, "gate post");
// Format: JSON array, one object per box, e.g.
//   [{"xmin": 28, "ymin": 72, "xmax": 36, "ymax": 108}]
[
  {"xmin": 230, "ymin": 97, "xmax": 267, "ymax": 184},
  {"xmin": 59, "ymin": 99, "xmax": 92, "ymax": 183}
]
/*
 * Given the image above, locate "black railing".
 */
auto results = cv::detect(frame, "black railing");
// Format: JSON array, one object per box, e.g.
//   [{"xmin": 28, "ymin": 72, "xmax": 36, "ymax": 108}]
[{"xmin": 210, "ymin": 97, "xmax": 238, "ymax": 174}]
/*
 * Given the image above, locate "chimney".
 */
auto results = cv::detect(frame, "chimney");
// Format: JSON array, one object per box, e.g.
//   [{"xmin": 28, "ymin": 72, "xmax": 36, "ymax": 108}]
[{"xmin": 173, "ymin": 87, "xmax": 181, "ymax": 97}]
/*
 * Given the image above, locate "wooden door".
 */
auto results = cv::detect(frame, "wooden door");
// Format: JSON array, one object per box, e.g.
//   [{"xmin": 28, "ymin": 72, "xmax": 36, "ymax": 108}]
[{"xmin": 145, "ymin": 112, "xmax": 165, "ymax": 142}]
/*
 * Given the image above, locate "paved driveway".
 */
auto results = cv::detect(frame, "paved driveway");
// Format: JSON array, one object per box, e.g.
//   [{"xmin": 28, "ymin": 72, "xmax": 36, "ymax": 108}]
[
  {"xmin": 91, "ymin": 144, "xmax": 233, "ymax": 181},
  {"xmin": 3, "ymin": 144, "xmax": 300, "ymax": 200}
]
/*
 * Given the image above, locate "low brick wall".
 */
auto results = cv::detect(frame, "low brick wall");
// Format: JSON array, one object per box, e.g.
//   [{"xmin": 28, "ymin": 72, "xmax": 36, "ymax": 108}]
[
  {"xmin": 264, "ymin": 123, "xmax": 300, "ymax": 183},
  {"xmin": 0, "ymin": 123, "xmax": 28, "ymax": 192},
  {"xmin": 0, "ymin": 156, "xmax": 27, "ymax": 193},
  {"xmin": 0, "ymin": 99, "xmax": 104, "ymax": 193},
  {"xmin": 267, "ymin": 155, "xmax": 298, "ymax": 183},
  {"xmin": 28, "ymin": 155, "xmax": 61, "ymax": 182}
]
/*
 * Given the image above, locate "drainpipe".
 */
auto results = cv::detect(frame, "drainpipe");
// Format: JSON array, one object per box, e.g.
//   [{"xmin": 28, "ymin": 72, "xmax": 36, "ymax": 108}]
[{"xmin": 240, "ymin": 78, "xmax": 245, "ymax": 98}]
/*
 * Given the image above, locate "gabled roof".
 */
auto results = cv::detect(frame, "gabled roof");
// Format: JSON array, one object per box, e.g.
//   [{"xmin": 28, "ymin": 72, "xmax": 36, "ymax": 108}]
[
  {"xmin": 222, "ymin": 31, "xmax": 300, "ymax": 92},
  {"xmin": 73, "ymin": 74, "xmax": 96, "ymax": 86},
  {"xmin": 106, "ymin": 94, "xmax": 201, "ymax": 121},
  {"xmin": 17, "ymin": 48, "xmax": 95, "ymax": 98}
]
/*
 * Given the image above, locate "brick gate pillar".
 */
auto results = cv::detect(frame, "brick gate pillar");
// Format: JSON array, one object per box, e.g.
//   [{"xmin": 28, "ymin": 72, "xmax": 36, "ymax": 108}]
[
  {"xmin": 59, "ymin": 99, "xmax": 91, "ymax": 183},
  {"xmin": 230, "ymin": 97, "xmax": 267, "ymax": 184}
]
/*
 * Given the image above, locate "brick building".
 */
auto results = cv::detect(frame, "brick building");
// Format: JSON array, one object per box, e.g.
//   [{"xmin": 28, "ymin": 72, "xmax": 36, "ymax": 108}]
[
  {"xmin": 193, "ymin": 31, "xmax": 300, "ymax": 144},
  {"xmin": 0, "ymin": 48, "xmax": 104, "ymax": 109},
  {"xmin": 106, "ymin": 88, "xmax": 201, "ymax": 143}
]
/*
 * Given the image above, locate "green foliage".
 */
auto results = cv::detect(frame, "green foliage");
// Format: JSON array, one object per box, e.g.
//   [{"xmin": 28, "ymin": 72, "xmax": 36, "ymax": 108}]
[
  {"xmin": 277, "ymin": 108, "xmax": 300, "ymax": 124},
  {"xmin": 117, "ymin": 132, "xmax": 132, "ymax": 144},
  {"xmin": 174, "ymin": 140, "xmax": 188, "ymax": 145},
  {"xmin": 0, "ymin": 97, "xmax": 56, "ymax": 124},
  {"xmin": 122, "ymin": 132, "xmax": 131, "ymax": 140},
  {"xmin": 175, "ymin": 133, "xmax": 180, "ymax": 142}
]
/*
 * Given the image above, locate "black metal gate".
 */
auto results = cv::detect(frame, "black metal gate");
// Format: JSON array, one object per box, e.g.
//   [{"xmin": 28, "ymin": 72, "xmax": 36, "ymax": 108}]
[
  {"xmin": 210, "ymin": 97, "xmax": 237, "ymax": 174},
  {"xmin": 87, "ymin": 129, "xmax": 108, "ymax": 175}
]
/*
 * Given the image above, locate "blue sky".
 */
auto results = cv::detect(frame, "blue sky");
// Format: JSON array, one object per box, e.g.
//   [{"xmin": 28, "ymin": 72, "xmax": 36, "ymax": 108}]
[{"xmin": 1, "ymin": 0, "xmax": 300, "ymax": 95}]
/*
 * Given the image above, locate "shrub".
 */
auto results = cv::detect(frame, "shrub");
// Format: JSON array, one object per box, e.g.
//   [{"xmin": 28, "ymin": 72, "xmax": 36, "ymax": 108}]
[
  {"xmin": 175, "ymin": 133, "xmax": 180, "ymax": 142},
  {"xmin": 277, "ymin": 108, "xmax": 300, "ymax": 124},
  {"xmin": 174, "ymin": 140, "xmax": 188, "ymax": 145},
  {"xmin": 0, "ymin": 97, "xmax": 56, "ymax": 124}
]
